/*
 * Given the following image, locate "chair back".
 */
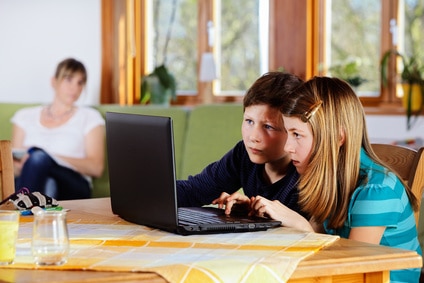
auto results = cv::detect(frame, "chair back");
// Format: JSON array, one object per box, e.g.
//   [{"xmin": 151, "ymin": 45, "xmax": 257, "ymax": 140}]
[
  {"xmin": 371, "ymin": 143, "xmax": 424, "ymax": 228},
  {"xmin": 0, "ymin": 140, "xmax": 15, "ymax": 200}
]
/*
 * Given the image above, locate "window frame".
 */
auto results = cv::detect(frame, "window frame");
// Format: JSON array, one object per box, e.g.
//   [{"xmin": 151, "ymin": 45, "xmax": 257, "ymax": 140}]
[
  {"xmin": 100, "ymin": 0, "xmax": 405, "ymax": 114},
  {"xmin": 316, "ymin": 0, "xmax": 402, "ymax": 112}
]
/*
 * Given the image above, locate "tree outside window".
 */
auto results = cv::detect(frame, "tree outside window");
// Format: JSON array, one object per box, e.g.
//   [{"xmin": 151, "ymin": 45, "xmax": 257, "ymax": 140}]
[
  {"xmin": 326, "ymin": 0, "xmax": 381, "ymax": 96},
  {"xmin": 148, "ymin": 0, "xmax": 268, "ymax": 97}
]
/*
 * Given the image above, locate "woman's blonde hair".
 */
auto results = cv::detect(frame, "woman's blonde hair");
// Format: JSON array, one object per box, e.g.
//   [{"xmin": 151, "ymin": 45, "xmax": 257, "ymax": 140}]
[{"xmin": 281, "ymin": 76, "xmax": 418, "ymax": 229}]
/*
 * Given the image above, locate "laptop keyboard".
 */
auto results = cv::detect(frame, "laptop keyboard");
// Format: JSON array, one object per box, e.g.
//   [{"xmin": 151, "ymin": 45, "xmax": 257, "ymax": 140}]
[{"xmin": 178, "ymin": 207, "xmax": 240, "ymax": 225}]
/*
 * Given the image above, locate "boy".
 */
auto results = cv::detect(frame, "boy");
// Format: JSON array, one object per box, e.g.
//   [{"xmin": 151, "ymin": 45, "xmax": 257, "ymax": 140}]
[{"xmin": 177, "ymin": 72, "xmax": 304, "ymax": 216}]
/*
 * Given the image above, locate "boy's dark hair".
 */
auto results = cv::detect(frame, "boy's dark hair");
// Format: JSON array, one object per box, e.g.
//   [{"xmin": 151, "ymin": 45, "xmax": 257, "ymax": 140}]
[{"xmin": 243, "ymin": 72, "xmax": 303, "ymax": 110}]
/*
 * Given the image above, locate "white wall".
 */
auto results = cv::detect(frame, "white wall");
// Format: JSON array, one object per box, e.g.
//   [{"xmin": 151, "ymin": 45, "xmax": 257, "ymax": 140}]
[
  {"xmin": 0, "ymin": 0, "xmax": 101, "ymax": 105},
  {"xmin": 366, "ymin": 114, "xmax": 424, "ymax": 144}
]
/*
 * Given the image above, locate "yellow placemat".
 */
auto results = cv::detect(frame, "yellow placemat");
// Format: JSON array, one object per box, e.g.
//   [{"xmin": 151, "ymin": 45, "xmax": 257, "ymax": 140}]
[{"xmin": 5, "ymin": 220, "xmax": 339, "ymax": 283}]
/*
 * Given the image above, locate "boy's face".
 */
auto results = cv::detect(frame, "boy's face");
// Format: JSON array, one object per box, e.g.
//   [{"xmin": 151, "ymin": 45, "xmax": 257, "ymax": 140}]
[{"xmin": 242, "ymin": 104, "xmax": 287, "ymax": 165}]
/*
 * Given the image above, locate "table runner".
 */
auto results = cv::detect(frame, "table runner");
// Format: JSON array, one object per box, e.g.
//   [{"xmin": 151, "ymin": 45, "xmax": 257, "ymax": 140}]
[{"xmin": 3, "ymin": 214, "xmax": 339, "ymax": 283}]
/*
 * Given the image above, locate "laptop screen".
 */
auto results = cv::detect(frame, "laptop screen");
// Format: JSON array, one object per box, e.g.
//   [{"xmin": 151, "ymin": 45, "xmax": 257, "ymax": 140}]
[{"xmin": 106, "ymin": 112, "xmax": 179, "ymax": 232}]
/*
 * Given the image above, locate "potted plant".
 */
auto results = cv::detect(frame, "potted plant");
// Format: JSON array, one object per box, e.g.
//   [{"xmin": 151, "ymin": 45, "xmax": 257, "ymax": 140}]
[
  {"xmin": 380, "ymin": 50, "xmax": 424, "ymax": 129},
  {"xmin": 140, "ymin": 65, "xmax": 176, "ymax": 106},
  {"xmin": 140, "ymin": 0, "xmax": 177, "ymax": 106},
  {"xmin": 328, "ymin": 57, "xmax": 367, "ymax": 89}
]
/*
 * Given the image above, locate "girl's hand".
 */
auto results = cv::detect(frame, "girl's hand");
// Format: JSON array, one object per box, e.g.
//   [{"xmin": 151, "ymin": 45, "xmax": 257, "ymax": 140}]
[
  {"xmin": 212, "ymin": 191, "xmax": 251, "ymax": 215},
  {"xmin": 250, "ymin": 195, "xmax": 314, "ymax": 232}
]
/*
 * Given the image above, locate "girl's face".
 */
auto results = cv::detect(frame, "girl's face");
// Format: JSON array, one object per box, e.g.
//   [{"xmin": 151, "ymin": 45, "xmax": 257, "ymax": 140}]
[
  {"xmin": 242, "ymin": 104, "xmax": 287, "ymax": 165},
  {"xmin": 52, "ymin": 71, "xmax": 85, "ymax": 105},
  {"xmin": 282, "ymin": 116, "xmax": 314, "ymax": 174}
]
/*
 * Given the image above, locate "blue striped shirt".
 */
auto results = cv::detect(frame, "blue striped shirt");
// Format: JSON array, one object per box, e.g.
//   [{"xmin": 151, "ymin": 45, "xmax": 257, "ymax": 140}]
[{"xmin": 325, "ymin": 148, "xmax": 422, "ymax": 282}]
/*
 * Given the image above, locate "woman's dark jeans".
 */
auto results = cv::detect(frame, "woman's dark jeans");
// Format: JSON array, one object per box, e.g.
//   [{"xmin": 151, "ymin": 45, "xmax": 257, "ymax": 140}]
[{"xmin": 15, "ymin": 148, "xmax": 90, "ymax": 200}]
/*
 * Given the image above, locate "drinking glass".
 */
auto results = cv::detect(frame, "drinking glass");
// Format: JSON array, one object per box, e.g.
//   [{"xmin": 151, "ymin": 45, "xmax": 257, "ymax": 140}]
[
  {"xmin": 0, "ymin": 210, "xmax": 20, "ymax": 265},
  {"xmin": 32, "ymin": 210, "xmax": 69, "ymax": 265}
]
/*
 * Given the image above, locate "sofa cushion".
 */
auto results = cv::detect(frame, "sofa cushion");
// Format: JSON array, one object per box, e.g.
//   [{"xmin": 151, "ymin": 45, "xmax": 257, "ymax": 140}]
[
  {"xmin": 93, "ymin": 105, "xmax": 189, "ymax": 198},
  {"xmin": 180, "ymin": 104, "xmax": 243, "ymax": 179},
  {"xmin": 0, "ymin": 103, "xmax": 38, "ymax": 140}
]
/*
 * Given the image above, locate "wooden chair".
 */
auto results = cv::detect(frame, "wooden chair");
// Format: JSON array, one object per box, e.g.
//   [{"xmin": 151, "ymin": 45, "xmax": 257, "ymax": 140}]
[
  {"xmin": 0, "ymin": 140, "xmax": 15, "ymax": 201},
  {"xmin": 371, "ymin": 143, "xmax": 424, "ymax": 228}
]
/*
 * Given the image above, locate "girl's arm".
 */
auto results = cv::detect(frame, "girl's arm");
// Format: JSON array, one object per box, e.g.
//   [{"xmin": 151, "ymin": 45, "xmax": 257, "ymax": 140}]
[
  {"xmin": 310, "ymin": 217, "xmax": 325, "ymax": 233},
  {"xmin": 348, "ymin": 226, "xmax": 385, "ymax": 244},
  {"xmin": 250, "ymin": 195, "xmax": 315, "ymax": 232}
]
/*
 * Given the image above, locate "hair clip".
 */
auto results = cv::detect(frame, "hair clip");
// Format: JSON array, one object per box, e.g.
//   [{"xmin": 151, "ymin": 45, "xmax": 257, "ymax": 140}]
[{"xmin": 301, "ymin": 100, "xmax": 323, "ymax": 122}]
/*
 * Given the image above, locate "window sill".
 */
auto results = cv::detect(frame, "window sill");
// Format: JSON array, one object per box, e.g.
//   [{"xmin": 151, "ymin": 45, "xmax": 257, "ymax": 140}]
[
  {"xmin": 362, "ymin": 97, "xmax": 424, "ymax": 115},
  {"xmin": 364, "ymin": 106, "xmax": 406, "ymax": 116},
  {"xmin": 174, "ymin": 95, "xmax": 421, "ymax": 117}
]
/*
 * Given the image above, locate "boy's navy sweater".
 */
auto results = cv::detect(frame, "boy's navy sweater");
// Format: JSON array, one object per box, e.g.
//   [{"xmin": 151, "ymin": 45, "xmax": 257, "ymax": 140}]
[{"xmin": 177, "ymin": 141, "xmax": 301, "ymax": 215}]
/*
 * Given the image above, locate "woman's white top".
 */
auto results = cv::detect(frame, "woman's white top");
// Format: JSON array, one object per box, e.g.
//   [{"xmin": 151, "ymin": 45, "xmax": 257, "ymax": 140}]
[{"xmin": 11, "ymin": 105, "xmax": 105, "ymax": 175}]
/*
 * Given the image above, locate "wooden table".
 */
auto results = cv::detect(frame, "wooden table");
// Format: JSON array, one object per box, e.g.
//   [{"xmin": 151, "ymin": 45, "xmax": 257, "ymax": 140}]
[{"xmin": 0, "ymin": 198, "xmax": 421, "ymax": 283}]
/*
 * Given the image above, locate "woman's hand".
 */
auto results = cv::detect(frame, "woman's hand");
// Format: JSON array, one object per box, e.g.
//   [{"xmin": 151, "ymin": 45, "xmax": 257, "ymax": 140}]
[
  {"xmin": 56, "ymin": 125, "xmax": 105, "ymax": 177},
  {"xmin": 212, "ymin": 191, "xmax": 251, "ymax": 215},
  {"xmin": 250, "ymin": 195, "xmax": 314, "ymax": 232},
  {"xmin": 13, "ymin": 154, "xmax": 29, "ymax": 177}
]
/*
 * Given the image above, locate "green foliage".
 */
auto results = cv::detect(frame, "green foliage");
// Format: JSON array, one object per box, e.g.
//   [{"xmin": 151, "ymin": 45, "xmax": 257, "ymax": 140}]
[
  {"xmin": 219, "ymin": 0, "xmax": 261, "ymax": 91},
  {"xmin": 401, "ymin": 57, "xmax": 424, "ymax": 84},
  {"xmin": 140, "ymin": 65, "xmax": 177, "ymax": 105},
  {"xmin": 328, "ymin": 57, "xmax": 367, "ymax": 87},
  {"xmin": 380, "ymin": 49, "xmax": 424, "ymax": 130},
  {"xmin": 329, "ymin": 1, "xmax": 379, "ymax": 92},
  {"xmin": 141, "ymin": 0, "xmax": 178, "ymax": 105},
  {"xmin": 380, "ymin": 50, "xmax": 424, "ymax": 86}
]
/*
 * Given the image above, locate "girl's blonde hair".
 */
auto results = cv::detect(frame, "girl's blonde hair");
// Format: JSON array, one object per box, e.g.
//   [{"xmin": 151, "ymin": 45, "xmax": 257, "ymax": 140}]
[{"xmin": 281, "ymin": 76, "xmax": 418, "ymax": 229}]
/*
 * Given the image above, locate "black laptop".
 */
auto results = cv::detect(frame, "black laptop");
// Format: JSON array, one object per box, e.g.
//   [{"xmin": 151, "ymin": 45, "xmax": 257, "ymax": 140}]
[{"xmin": 105, "ymin": 112, "xmax": 281, "ymax": 235}]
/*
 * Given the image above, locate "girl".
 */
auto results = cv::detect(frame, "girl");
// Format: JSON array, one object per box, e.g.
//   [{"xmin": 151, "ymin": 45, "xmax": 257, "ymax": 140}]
[
  {"xmin": 11, "ymin": 58, "xmax": 105, "ymax": 200},
  {"xmin": 251, "ymin": 76, "xmax": 422, "ymax": 282}
]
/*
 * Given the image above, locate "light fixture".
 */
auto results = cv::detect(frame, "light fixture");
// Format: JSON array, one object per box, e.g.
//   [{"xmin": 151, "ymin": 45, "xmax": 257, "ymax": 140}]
[
  {"xmin": 199, "ymin": 52, "xmax": 217, "ymax": 82},
  {"xmin": 199, "ymin": 21, "xmax": 217, "ymax": 104}
]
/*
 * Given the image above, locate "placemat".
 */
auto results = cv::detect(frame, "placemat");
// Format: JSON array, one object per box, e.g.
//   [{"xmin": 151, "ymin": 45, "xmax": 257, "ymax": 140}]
[{"xmin": 2, "ymin": 216, "xmax": 339, "ymax": 283}]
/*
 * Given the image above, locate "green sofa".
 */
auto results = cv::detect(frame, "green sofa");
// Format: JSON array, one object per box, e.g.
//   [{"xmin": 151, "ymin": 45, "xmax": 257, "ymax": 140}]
[{"xmin": 0, "ymin": 103, "xmax": 243, "ymax": 198}]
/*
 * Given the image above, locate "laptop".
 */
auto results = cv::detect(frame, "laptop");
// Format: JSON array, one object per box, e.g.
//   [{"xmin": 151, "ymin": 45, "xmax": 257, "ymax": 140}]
[{"xmin": 105, "ymin": 112, "xmax": 282, "ymax": 235}]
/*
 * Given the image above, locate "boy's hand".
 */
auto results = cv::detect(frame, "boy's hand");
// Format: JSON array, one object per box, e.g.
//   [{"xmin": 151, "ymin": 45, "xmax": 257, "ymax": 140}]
[{"xmin": 212, "ymin": 192, "xmax": 251, "ymax": 215}]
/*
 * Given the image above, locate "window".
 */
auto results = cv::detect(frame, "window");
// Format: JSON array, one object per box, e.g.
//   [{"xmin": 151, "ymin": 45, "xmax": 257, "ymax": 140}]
[
  {"xmin": 101, "ymin": 0, "xmax": 421, "ymax": 113},
  {"xmin": 147, "ymin": 0, "xmax": 269, "ymax": 97},
  {"xmin": 147, "ymin": 0, "xmax": 197, "ymax": 94},
  {"xmin": 215, "ymin": 0, "xmax": 269, "ymax": 96},
  {"xmin": 325, "ymin": 0, "xmax": 381, "ymax": 96},
  {"xmin": 324, "ymin": 0, "xmax": 424, "ymax": 109},
  {"xmin": 398, "ymin": 0, "xmax": 424, "ymax": 77}
]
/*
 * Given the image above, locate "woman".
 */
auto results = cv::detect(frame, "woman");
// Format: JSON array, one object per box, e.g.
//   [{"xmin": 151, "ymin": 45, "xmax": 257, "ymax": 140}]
[{"xmin": 11, "ymin": 58, "xmax": 105, "ymax": 200}]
